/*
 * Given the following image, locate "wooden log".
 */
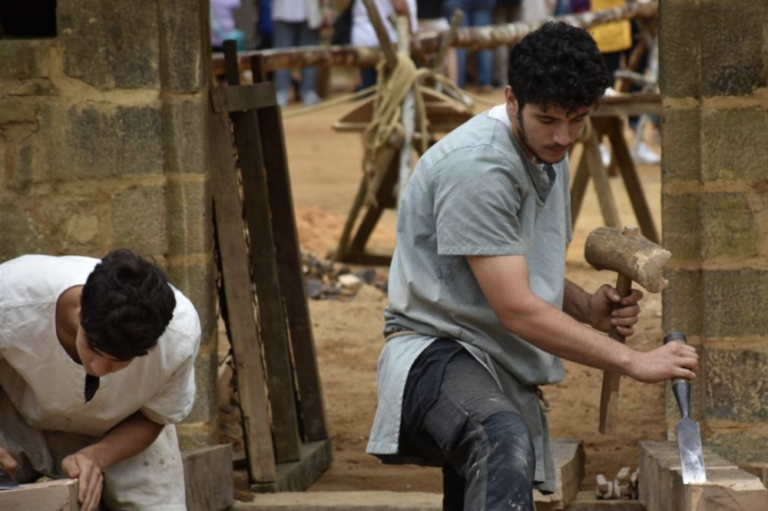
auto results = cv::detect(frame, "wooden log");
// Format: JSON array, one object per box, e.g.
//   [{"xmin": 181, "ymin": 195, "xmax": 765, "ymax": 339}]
[
  {"xmin": 212, "ymin": 2, "xmax": 658, "ymax": 73},
  {"xmin": 183, "ymin": 445, "xmax": 235, "ymax": 511},
  {"xmin": 209, "ymin": 105, "xmax": 277, "ymax": 482},
  {"xmin": 639, "ymin": 441, "xmax": 768, "ymax": 511},
  {"xmin": 584, "ymin": 226, "xmax": 671, "ymax": 294},
  {"xmin": 250, "ymin": 55, "xmax": 329, "ymax": 442},
  {"xmin": 361, "ymin": 0, "xmax": 397, "ymax": 70},
  {"xmin": 396, "ymin": 16, "xmax": 416, "ymax": 207},
  {"xmin": 0, "ymin": 479, "xmax": 79, "ymax": 511}
]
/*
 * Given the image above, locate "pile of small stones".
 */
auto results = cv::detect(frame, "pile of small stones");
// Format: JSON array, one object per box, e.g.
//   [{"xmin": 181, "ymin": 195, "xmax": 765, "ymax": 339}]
[{"xmin": 302, "ymin": 250, "xmax": 387, "ymax": 301}]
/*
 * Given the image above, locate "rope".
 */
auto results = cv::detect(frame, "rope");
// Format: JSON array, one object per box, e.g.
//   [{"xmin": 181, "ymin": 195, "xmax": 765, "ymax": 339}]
[
  {"xmin": 281, "ymin": 85, "xmax": 377, "ymax": 120},
  {"xmin": 362, "ymin": 54, "xmax": 470, "ymax": 206}
]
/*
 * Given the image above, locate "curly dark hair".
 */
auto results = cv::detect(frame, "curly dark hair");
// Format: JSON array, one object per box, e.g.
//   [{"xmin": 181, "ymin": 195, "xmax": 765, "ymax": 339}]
[
  {"xmin": 80, "ymin": 249, "xmax": 176, "ymax": 360},
  {"xmin": 508, "ymin": 22, "xmax": 611, "ymax": 113}
]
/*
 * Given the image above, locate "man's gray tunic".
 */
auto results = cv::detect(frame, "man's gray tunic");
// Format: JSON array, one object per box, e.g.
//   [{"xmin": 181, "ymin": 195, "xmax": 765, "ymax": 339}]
[{"xmin": 366, "ymin": 106, "xmax": 573, "ymax": 493}]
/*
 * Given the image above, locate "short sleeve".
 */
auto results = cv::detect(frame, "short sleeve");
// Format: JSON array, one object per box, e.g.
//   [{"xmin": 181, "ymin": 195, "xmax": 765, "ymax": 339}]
[
  {"xmin": 432, "ymin": 146, "xmax": 528, "ymax": 256},
  {"xmin": 140, "ymin": 322, "xmax": 201, "ymax": 425}
]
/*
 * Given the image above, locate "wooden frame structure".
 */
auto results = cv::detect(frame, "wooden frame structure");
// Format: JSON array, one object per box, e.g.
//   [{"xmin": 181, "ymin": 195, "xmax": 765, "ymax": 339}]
[
  {"xmin": 209, "ymin": 41, "xmax": 331, "ymax": 492},
  {"xmin": 569, "ymin": 94, "xmax": 662, "ymax": 245}
]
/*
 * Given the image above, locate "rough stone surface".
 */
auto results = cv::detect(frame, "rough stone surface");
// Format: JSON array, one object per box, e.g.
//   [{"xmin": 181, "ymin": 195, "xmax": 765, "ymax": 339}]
[
  {"xmin": 39, "ymin": 197, "xmax": 107, "ymax": 256},
  {"xmin": 700, "ymin": 193, "xmax": 758, "ymax": 259},
  {"xmin": 113, "ymin": 185, "xmax": 169, "ymax": 255},
  {"xmin": 701, "ymin": 109, "xmax": 768, "ymax": 182},
  {"xmin": 704, "ymin": 347, "xmax": 768, "ymax": 423},
  {"xmin": 0, "ymin": 40, "xmax": 52, "ymax": 79},
  {"xmin": 0, "ymin": 100, "xmax": 40, "ymax": 124},
  {"xmin": 0, "ymin": 205, "xmax": 49, "ymax": 261},
  {"xmin": 662, "ymin": 270, "xmax": 703, "ymax": 337},
  {"xmin": 702, "ymin": 270, "xmax": 768, "ymax": 337},
  {"xmin": 10, "ymin": 79, "xmax": 56, "ymax": 97},
  {"xmin": 661, "ymin": 108, "xmax": 700, "ymax": 184},
  {"xmin": 163, "ymin": 98, "xmax": 208, "ymax": 174},
  {"xmin": 9, "ymin": 137, "xmax": 38, "ymax": 194},
  {"xmin": 167, "ymin": 180, "xmax": 212, "ymax": 256},
  {"xmin": 700, "ymin": 0, "xmax": 768, "ymax": 97},
  {"xmin": 57, "ymin": 0, "xmax": 160, "ymax": 89},
  {"xmin": 659, "ymin": 0, "xmax": 701, "ymax": 98},
  {"xmin": 662, "ymin": 193, "xmax": 700, "ymax": 261},
  {"xmin": 159, "ymin": 0, "xmax": 207, "ymax": 93},
  {"xmin": 167, "ymin": 262, "xmax": 217, "ymax": 341},
  {"xmin": 710, "ymin": 433, "xmax": 768, "ymax": 466},
  {"xmin": 41, "ymin": 103, "xmax": 164, "ymax": 179},
  {"xmin": 185, "ymin": 344, "xmax": 218, "ymax": 424}
]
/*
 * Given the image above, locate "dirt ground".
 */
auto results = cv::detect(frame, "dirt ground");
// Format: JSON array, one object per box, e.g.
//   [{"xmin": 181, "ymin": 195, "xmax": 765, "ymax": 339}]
[{"xmin": 222, "ymin": 85, "xmax": 667, "ymax": 494}]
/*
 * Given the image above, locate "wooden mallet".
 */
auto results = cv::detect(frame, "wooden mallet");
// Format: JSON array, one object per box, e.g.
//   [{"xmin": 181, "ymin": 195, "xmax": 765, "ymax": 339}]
[{"xmin": 584, "ymin": 226, "xmax": 671, "ymax": 434}]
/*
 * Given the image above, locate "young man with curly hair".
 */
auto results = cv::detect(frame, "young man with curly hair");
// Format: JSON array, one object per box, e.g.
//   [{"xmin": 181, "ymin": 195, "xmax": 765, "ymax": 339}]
[
  {"xmin": 0, "ymin": 249, "xmax": 201, "ymax": 511},
  {"xmin": 366, "ymin": 23, "xmax": 698, "ymax": 510}
]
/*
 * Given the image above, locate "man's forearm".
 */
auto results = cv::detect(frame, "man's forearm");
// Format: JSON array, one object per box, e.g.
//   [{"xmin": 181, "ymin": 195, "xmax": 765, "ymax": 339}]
[
  {"xmin": 79, "ymin": 412, "xmax": 164, "ymax": 470},
  {"xmin": 562, "ymin": 278, "xmax": 592, "ymax": 324},
  {"xmin": 498, "ymin": 292, "xmax": 635, "ymax": 375}
]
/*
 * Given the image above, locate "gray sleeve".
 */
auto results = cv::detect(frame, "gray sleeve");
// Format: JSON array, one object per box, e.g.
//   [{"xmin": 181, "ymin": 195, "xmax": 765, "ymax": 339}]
[{"xmin": 431, "ymin": 146, "xmax": 528, "ymax": 256}]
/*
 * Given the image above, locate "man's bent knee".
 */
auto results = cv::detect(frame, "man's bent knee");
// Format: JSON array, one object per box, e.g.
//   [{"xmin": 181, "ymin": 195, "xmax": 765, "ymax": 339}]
[{"xmin": 482, "ymin": 411, "xmax": 535, "ymax": 483}]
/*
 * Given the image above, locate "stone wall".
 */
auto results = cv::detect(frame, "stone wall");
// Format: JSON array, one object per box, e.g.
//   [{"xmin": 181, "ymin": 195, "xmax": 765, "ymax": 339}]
[
  {"xmin": 0, "ymin": 0, "xmax": 217, "ymax": 448},
  {"xmin": 660, "ymin": 0, "xmax": 768, "ymax": 464}
]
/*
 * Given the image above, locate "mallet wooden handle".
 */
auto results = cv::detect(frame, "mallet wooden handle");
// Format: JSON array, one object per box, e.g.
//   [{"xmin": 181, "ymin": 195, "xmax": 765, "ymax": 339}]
[
  {"xmin": 598, "ymin": 226, "xmax": 640, "ymax": 435},
  {"xmin": 599, "ymin": 272, "xmax": 633, "ymax": 434}
]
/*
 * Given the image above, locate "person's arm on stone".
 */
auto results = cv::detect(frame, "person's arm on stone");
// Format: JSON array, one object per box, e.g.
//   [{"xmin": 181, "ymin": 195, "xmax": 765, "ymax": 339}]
[
  {"xmin": 61, "ymin": 411, "xmax": 164, "ymax": 511},
  {"xmin": 562, "ymin": 278, "xmax": 644, "ymax": 336},
  {"xmin": 467, "ymin": 254, "xmax": 698, "ymax": 383}
]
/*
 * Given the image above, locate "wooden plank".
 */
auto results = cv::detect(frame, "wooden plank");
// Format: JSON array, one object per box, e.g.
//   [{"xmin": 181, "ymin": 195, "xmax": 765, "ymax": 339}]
[
  {"xmin": 212, "ymin": 82, "xmax": 277, "ymax": 113},
  {"xmin": 361, "ymin": 0, "xmax": 397, "ymax": 70},
  {"xmin": 224, "ymin": 45, "xmax": 302, "ymax": 464},
  {"xmin": 535, "ymin": 439, "xmax": 586, "ymax": 511},
  {"xmin": 251, "ymin": 439, "xmax": 333, "ymax": 494},
  {"xmin": 183, "ymin": 445, "xmax": 235, "ymax": 511},
  {"xmin": 592, "ymin": 93, "xmax": 662, "ymax": 117},
  {"xmin": 639, "ymin": 441, "xmax": 767, "ymax": 511},
  {"xmin": 209, "ymin": 109, "xmax": 277, "ymax": 482},
  {"xmin": 601, "ymin": 117, "xmax": 660, "ymax": 244},
  {"xmin": 0, "ymin": 479, "xmax": 78, "ymax": 511},
  {"xmin": 251, "ymin": 55, "xmax": 328, "ymax": 442}
]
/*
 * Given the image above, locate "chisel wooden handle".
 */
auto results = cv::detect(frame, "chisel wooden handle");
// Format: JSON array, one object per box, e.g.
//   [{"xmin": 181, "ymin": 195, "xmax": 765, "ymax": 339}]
[
  {"xmin": 664, "ymin": 331, "xmax": 692, "ymax": 419},
  {"xmin": 598, "ymin": 272, "xmax": 633, "ymax": 434}
]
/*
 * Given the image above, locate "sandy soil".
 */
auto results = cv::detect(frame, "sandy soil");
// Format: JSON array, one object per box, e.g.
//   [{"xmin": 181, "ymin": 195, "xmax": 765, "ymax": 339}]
[{"xmin": 222, "ymin": 87, "xmax": 667, "ymax": 493}]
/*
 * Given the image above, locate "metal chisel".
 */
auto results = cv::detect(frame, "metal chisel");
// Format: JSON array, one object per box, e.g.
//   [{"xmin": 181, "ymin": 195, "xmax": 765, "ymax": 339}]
[{"xmin": 664, "ymin": 331, "xmax": 707, "ymax": 484}]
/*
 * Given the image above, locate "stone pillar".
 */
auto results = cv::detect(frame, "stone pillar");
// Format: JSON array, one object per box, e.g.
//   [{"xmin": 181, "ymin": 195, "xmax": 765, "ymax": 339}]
[
  {"xmin": 0, "ymin": 0, "xmax": 217, "ymax": 449},
  {"xmin": 661, "ymin": 0, "xmax": 768, "ymax": 464}
]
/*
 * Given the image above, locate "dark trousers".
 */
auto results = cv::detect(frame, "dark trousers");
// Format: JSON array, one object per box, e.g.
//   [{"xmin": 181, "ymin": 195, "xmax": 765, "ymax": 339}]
[{"xmin": 399, "ymin": 340, "xmax": 536, "ymax": 511}]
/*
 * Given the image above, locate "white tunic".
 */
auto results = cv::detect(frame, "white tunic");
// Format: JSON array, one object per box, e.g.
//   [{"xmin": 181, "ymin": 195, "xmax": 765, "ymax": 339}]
[
  {"xmin": 0, "ymin": 255, "xmax": 201, "ymax": 436},
  {"xmin": 352, "ymin": 0, "xmax": 418, "ymax": 47}
]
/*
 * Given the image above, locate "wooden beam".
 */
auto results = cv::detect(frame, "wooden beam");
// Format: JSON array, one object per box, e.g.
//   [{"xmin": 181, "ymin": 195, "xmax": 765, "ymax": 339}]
[
  {"xmin": 639, "ymin": 441, "xmax": 768, "ymax": 511},
  {"xmin": 582, "ymin": 127, "xmax": 622, "ymax": 229},
  {"xmin": 209, "ymin": 108, "xmax": 277, "ymax": 482},
  {"xmin": 0, "ymin": 479, "xmax": 78, "ymax": 511},
  {"xmin": 599, "ymin": 117, "xmax": 660, "ymax": 244},
  {"xmin": 183, "ymin": 445, "xmax": 235, "ymax": 511},
  {"xmin": 211, "ymin": 82, "xmax": 277, "ymax": 114},
  {"xmin": 212, "ymin": 2, "xmax": 659, "ymax": 73}
]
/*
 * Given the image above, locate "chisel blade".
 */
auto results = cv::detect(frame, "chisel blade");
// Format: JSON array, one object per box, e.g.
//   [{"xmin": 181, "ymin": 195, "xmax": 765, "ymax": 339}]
[{"xmin": 677, "ymin": 416, "xmax": 706, "ymax": 484}]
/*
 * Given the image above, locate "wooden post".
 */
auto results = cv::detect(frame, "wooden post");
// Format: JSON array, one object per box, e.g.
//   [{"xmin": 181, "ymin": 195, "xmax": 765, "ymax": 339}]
[
  {"xmin": 361, "ymin": 0, "xmax": 397, "ymax": 70},
  {"xmin": 582, "ymin": 123, "xmax": 621, "ymax": 229}
]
